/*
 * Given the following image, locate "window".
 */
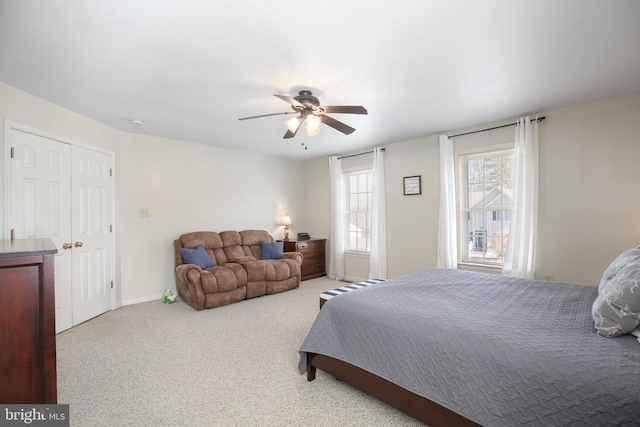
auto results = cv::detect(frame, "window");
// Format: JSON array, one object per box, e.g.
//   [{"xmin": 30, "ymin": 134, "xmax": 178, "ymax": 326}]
[
  {"xmin": 346, "ymin": 170, "xmax": 372, "ymax": 252},
  {"xmin": 459, "ymin": 150, "xmax": 513, "ymax": 266}
]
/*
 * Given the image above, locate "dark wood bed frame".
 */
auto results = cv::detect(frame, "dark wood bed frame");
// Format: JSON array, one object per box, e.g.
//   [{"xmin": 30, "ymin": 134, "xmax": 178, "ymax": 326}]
[{"xmin": 305, "ymin": 352, "xmax": 481, "ymax": 427}]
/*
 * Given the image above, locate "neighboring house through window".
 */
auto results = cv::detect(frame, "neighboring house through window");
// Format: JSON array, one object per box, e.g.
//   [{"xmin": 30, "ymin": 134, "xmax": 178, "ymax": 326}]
[
  {"xmin": 345, "ymin": 170, "xmax": 373, "ymax": 252},
  {"xmin": 459, "ymin": 149, "xmax": 513, "ymax": 266}
]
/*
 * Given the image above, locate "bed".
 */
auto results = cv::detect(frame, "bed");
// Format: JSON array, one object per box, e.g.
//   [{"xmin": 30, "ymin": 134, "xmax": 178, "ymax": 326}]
[{"xmin": 298, "ymin": 267, "xmax": 640, "ymax": 426}]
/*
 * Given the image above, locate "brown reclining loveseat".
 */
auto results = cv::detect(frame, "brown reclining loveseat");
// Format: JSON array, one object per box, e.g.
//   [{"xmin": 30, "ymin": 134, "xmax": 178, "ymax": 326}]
[{"xmin": 174, "ymin": 230, "xmax": 303, "ymax": 310}]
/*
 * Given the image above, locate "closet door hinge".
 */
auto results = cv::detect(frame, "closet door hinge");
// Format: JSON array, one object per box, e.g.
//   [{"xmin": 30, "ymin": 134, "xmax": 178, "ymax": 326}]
[
  {"xmin": 110, "ymin": 168, "xmax": 113, "ymax": 177},
  {"xmin": 10, "ymin": 147, "xmax": 15, "ymax": 158},
  {"xmin": 110, "ymin": 281, "xmax": 114, "ymax": 289},
  {"xmin": 10, "ymin": 229, "xmax": 15, "ymax": 240},
  {"xmin": 110, "ymin": 224, "xmax": 113, "ymax": 232}
]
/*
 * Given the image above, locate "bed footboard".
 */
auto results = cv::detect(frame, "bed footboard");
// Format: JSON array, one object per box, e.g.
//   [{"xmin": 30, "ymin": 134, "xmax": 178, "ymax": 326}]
[{"xmin": 305, "ymin": 352, "xmax": 480, "ymax": 427}]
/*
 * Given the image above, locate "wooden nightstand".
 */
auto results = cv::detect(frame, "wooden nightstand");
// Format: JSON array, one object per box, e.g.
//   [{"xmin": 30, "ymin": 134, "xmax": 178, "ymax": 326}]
[{"xmin": 282, "ymin": 238, "xmax": 326, "ymax": 281}]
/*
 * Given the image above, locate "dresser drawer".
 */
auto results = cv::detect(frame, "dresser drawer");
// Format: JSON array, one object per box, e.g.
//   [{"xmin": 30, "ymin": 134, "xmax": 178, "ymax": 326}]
[{"xmin": 295, "ymin": 240, "xmax": 324, "ymax": 252}]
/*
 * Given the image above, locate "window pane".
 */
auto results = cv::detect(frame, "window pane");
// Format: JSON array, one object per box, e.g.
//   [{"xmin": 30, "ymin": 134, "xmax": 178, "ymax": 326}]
[
  {"xmin": 468, "ymin": 184, "xmax": 484, "ymax": 208},
  {"xmin": 483, "ymin": 157, "xmax": 499, "ymax": 183},
  {"xmin": 358, "ymin": 174, "xmax": 367, "ymax": 192},
  {"xmin": 468, "ymin": 159, "xmax": 481, "ymax": 184},
  {"xmin": 358, "ymin": 193, "xmax": 368, "ymax": 211},
  {"xmin": 349, "ymin": 213, "xmax": 357, "ymax": 232},
  {"xmin": 357, "ymin": 235, "xmax": 368, "ymax": 251},
  {"xmin": 501, "ymin": 155, "xmax": 513, "ymax": 182},
  {"xmin": 349, "ymin": 175, "xmax": 358, "ymax": 193}
]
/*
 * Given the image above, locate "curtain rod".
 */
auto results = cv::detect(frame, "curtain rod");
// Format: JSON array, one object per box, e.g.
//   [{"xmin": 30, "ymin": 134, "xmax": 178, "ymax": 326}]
[
  {"xmin": 337, "ymin": 147, "xmax": 385, "ymax": 160},
  {"xmin": 447, "ymin": 116, "xmax": 545, "ymax": 140}
]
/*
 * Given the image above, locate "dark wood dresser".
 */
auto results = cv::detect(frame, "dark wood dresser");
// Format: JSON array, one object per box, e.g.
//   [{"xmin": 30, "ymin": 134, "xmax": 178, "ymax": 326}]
[
  {"xmin": 282, "ymin": 238, "xmax": 326, "ymax": 281},
  {"xmin": 0, "ymin": 238, "xmax": 58, "ymax": 404}
]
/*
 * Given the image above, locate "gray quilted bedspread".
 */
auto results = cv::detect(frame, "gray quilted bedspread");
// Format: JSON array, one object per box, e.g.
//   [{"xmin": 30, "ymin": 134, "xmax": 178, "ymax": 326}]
[{"xmin": 298, "ymin": 268, "xmax": 640, "ymax": 426}]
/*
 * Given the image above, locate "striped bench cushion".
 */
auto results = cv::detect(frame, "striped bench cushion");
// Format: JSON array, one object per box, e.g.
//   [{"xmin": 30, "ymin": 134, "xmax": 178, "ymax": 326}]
[{"xmin": 319, "ymin": 278, "xmax": 386, "ymax": 308}]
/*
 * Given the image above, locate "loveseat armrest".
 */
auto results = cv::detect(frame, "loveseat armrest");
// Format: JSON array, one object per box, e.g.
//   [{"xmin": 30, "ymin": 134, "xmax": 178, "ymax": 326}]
[
  {"xmin": 175, "ymin": 264, "xmax": 206, "ymax": 310},
  {"xmin": 283, "ymin": 251, "xmax": 303, "ymax": 265}
]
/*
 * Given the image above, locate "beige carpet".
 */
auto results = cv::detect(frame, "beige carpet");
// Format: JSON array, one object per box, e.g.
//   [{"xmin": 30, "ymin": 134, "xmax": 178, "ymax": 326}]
[{"xmin": 56, "ymin": 277, "xmax": 423, "ymax": 426}]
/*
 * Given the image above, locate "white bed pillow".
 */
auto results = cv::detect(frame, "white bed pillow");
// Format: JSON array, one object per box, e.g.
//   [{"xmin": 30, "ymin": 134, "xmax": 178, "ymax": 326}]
[{"xmin": 592, "ymin": 259, "xmax": 640, "ymax": 337}]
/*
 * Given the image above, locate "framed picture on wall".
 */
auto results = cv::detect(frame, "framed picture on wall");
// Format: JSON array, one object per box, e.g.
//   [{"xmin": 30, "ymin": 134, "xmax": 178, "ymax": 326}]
[{"xmin": 403, "ymin": 175, "xmax": 422, "ymax": 195}]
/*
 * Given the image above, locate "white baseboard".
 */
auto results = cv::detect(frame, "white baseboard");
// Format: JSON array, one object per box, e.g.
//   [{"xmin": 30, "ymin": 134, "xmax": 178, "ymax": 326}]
[{"xmin": 121, "ymin": 293, "xmax": 164, "ymax": 306}]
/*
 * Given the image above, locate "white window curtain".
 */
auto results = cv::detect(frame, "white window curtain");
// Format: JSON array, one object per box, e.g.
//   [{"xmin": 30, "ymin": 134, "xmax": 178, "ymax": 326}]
[
  {"xmin": 369, "ymin": 147, "xmax": 387, "ymax": 279},
  {"xmin": 503, "ymin": 117, "xmax": 539, "ymax": 279},
  {"xmin": 327, "ymin": 155, "xmax": 345, "ymax": 280},
  {"xmin": 437, "ymin": 135, "xmax": 458, "ymax": 269}
]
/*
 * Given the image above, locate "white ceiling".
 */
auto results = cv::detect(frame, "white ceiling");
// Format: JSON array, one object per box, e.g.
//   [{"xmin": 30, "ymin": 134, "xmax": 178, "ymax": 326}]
[{"xmin": 1, "ymin": 1, "xmax": 639, "ymax": 160}]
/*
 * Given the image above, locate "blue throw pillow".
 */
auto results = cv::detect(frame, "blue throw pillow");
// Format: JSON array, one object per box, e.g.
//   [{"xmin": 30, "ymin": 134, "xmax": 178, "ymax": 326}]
[
  {"xmin": 180, "ymin": 246, "xmax": 215, "ymax": 269},
  {"xmin": 260, "ymin": 241, "xmax": 284, "ymax": 260}
]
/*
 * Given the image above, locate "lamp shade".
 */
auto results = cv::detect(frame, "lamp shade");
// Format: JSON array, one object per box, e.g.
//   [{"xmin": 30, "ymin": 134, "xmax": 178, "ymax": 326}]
[
  {"xmin": 306, "ymin": 115, "xmax": 321, "ymax": 136},
  {"xmin": 281, "ymin": 213, "xmax": 292, "ymax": 226},
  {"xmin": 285, "ymin": 117, "xmax": 301, "ymax": 133}
]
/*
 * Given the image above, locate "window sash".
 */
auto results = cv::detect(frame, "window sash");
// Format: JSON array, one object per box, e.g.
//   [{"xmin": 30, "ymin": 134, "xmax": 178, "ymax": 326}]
[{"xmin": 459, "ymin": 149, "xmax": 513, "ymax": 266}]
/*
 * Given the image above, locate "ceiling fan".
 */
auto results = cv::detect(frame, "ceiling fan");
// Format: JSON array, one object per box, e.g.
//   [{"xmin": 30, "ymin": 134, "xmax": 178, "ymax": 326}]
[{"xmin": 238, "ymin": 90, "xmax": 368, "ymax": 139}]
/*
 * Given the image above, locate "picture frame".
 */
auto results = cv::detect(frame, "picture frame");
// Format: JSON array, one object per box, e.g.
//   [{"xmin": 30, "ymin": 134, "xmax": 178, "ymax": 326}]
[{"xmin": 403, "ymin": 175, "xmax": 422, "ymax": 195}]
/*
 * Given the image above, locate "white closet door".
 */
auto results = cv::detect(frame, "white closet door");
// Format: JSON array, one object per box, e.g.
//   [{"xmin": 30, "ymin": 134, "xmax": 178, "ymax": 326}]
[
  {"xmin": 70, "ymin": 145, "xmax": 113, "ymax": 325},
  {"xmin": 10, "ymin": 129, "xmax": 73, "ymax": 332}
]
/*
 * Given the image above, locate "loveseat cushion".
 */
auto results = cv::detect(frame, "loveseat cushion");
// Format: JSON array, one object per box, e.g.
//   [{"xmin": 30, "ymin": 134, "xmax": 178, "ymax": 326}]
[
  {"xmin": 242, "ymin": 260, "xmax": 267, "ymax": 282},
  {"xmin": 219, "ymin": 231, "xmax": 250, "ymax": 262},
  {"xmin": 200, "ymin": 263, "xmax": 248, "ymax": 293},
  {"xmin": 264, "ymin": 258, "xmax": 299, "ymax": 281},
  {"xmin": 240, "ymin": 230, "xmax": 275, "ymax": 259}
]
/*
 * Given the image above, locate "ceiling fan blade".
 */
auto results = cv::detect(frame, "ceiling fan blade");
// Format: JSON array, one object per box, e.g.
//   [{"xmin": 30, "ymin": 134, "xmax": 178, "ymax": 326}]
[
  {"xmin": 274, "ymin": 94, "xmax": 304, "ymax": 109},
  {"xmin": 283, "ymin": 117, "xmax": 303, "ymax": 139},
  {"xmin": 320, "ymin": 114, "xmax": 356, "ymax": 135},
  {"xmin": 321, "ymin": 105, "xmax": 368, "ymax": 115},
  {"xmin": 238, "ymin": 111, "xmax": 298, "ymax": 121}
]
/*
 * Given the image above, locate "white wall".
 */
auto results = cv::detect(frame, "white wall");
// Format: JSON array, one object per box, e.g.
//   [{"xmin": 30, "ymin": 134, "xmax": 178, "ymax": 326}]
[
  {"xmin": 305, "ymin": 92, "xmax": 640, "ymax": 286},
  {"xmin": 0, "ymin": 82, "xmax": 307, "ymax": 307},
  {"xmin": 536, "ymin": 94, "xmax": 640, "ymax": 285},
  {"xmin": 118, "ymin": 132, "xmax": 306, "ymax": 304}
]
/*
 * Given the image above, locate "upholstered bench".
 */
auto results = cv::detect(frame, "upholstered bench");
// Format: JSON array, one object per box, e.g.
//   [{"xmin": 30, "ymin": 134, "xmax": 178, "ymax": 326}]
[{"xmin": 319, "ymin": 278, "xmax": 386, "ymax": 309}]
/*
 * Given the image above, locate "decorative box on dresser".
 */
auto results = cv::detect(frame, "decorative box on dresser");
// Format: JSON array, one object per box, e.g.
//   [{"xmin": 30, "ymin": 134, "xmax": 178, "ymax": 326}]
[
  {"xmin": 282, "ymin": 238, "xmax": 326, "ymax": 281},
  {"xmin": 0, "ymin": 238, "xmax": 58, "ymax": 404}
]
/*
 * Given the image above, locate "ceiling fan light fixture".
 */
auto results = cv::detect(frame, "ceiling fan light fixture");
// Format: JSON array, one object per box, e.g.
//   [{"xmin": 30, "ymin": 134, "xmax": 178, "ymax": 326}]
[
  {"xmin": 240, "ymin": 90, "xmax": 367, "ymax": 139},
  {"xmin": 306, "ymin": 114, "xmax": 321, "ymax": 136},
  {"xmin": 285, "ymin": 117, "xmax": 301, "ymax": 133}
]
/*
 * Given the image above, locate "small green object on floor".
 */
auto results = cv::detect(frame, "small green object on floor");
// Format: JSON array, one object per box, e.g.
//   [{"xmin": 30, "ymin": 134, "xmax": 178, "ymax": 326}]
[{"xmin": 162, "ymin": 289, "xmax": 177, "ymax": 304}]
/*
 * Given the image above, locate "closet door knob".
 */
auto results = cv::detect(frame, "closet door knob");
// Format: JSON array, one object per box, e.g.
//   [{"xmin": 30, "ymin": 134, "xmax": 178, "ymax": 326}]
[
  {"xmin": 74, "ymin": 241, "xmax": 83, "ymax": 248},
  {"xmin": 62, "ymin": 242, "xmax": 72, "ymax": 250}
]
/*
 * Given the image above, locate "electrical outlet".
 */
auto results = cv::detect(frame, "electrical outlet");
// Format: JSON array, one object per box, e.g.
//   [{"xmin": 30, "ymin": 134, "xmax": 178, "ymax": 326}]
[
  {"xmin": 139, "ymin": 208, "xmax": 150, "ymax": 218},
  {"xmin": 544, "ymin": 274, "xmax": 553, "ymax": 282}
]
